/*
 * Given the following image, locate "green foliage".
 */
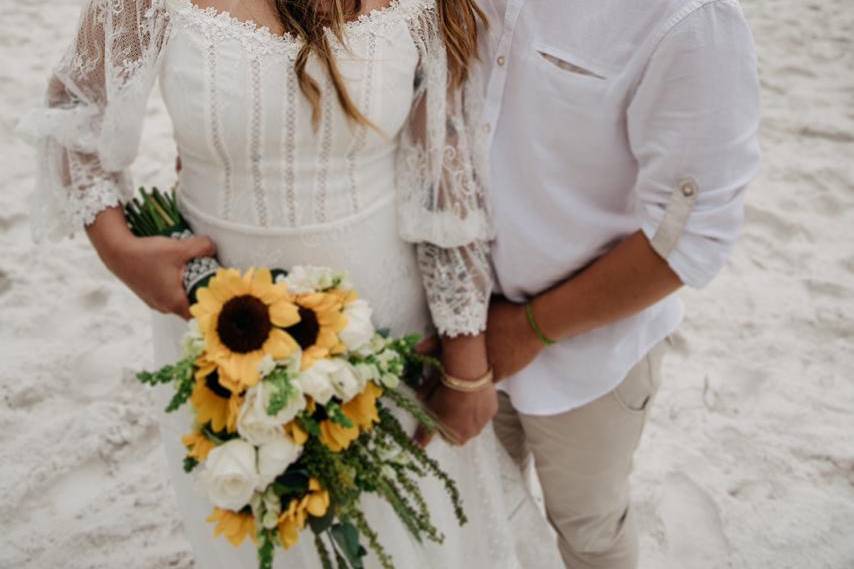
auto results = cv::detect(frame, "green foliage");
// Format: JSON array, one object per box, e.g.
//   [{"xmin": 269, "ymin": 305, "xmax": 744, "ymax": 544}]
[
  {"xmin": 314, "ymin": 533, "xmax": 334, "ymax": 569},
  {"xmin": 124, "ymin": 186, "xmax": 187, "ymax": 237},
  {"xmin": 376, "ymin": 405, "xmax": 467, "ymax": 527},
  {"xmin": 298, "ymin": 414, "xmax": 322, "ymax": 438},
  {"xmin": 330, "ymin": 522, "xmax": 367, "ymax": 569},
  {"xmin": 257, "ymin": 529, "xmax": 275, "ymax": 569},
  {"xmin": 182, "ymin": 456, "xmax": 199, "ymax": 473},
  {"xmin": 346, "ymin": 508, "xmax": 394, "ymax": 569},
  {"xmin": 266, "ymin": 366, "xmax": 299, "ymax": 416},
  {"xmin": 325, "ymin": 401, "xmax": 354, "ymax": 429},
  {"xmin": 136, "ymin": 354, "xmax": 196, "ymax": 412},
  {"xmin": 309, "ymin": 504, "xmax": 336, "ymax": 535},
  {"xmin": 381, "ymin": 388, "xmax": 436, "ymax": 432},
  {"xmin": 273, "ymin": 468, "xmax": 310, "ymax": 500},
  {"xmin": 202, "ymin": 422, "xmax": 239, "ymax": 444}
]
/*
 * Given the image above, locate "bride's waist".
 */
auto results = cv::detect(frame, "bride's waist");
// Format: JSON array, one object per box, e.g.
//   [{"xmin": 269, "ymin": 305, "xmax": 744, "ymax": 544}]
[{"xmin": 178, "ymin": 188, "xmax": 395, "ymax": 237}]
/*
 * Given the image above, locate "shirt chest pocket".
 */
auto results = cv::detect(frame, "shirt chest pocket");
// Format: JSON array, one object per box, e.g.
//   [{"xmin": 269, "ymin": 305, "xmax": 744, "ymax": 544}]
[{"xmin": 529, "ymin": 42, "xmax": 614, "ymax": 114}]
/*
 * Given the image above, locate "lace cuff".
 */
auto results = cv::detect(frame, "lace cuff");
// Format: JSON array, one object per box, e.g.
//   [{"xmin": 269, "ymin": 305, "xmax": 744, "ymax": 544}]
[{"xmin": 416, "ymin": 241, "xmax": 492, "ymax": 337}]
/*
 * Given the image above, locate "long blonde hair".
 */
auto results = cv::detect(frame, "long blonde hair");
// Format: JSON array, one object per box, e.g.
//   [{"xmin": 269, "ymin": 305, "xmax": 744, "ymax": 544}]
[{"xmin": 273, "ymin": 0, "xmax": 486, "ymax": 129}]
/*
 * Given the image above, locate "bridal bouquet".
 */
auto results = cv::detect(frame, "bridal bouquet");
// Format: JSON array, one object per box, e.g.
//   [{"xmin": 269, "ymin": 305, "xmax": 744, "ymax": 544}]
[{"xmin": 126, "ymin": 189, "xmax": 464, "ymax": 569}]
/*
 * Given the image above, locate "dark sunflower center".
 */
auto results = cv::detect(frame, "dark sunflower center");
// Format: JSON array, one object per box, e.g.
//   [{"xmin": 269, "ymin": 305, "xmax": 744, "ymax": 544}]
[
  {"xmin": 285, "ymin": 307, "xmax": 320, "ymax": 351},
  {"xmin": 204, "ymin": 370, "xmax": 233, "ymax": 399},
  {"xmin": 216, "ymin": 295, "xmax": 272, "ymax": 353}
]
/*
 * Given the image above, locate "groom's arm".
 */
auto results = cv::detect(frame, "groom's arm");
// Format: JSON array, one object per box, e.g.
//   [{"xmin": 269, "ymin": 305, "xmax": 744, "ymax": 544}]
[
  {"xmin": 487, "ymin": 232, "xmax": 681, "ymax": 379},
  {"xmin": 534, "ymin": 231, "xmax": 682, "ymax": 338},
  {"xmin": 488, "ymin": 2, "xmax": 761, "ymax": 380}
]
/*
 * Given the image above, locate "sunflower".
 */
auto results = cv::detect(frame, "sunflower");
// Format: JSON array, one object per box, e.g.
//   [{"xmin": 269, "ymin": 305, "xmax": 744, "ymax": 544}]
[
  {"xmin": 318, "ymin": 383, "xmax": 383, "ymax": 452},
  {"xmin": 191, "ymin": 361, "xmax": 243, "ymax": 433},
  {"xmin": 190, "ymin": 267, "xmax": 301, "ymax": 388},
  {"xmin": 208, "ymin": 507, "xmax": 257, "ymax": 547},
  {"xmin": 182, "ymin": 430, "xmax": 215, "ymax": 462},
  {"xmin": 285, "ymin": 292, "xmax": 348, "ymax": 370},
  {"xmin": 277, "ymin": 479, "xmax": 330, "ymax": 549},
  {"xmin": 342, "ymin": 382, "xmax": 383, "ymax": 431},
  {"xmin": 284, "ymin": 420, "xmax": 309, "ymax": 446},
  {"xmin": 318, "ymin": 418, "xmax": 360, "ymax": 453}
]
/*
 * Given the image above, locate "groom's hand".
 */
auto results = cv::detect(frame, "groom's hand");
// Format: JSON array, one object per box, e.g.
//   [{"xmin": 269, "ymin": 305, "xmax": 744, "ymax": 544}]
[{"xmin": 487, "ymin": 298, "xmax": 544, "ymax": 381}]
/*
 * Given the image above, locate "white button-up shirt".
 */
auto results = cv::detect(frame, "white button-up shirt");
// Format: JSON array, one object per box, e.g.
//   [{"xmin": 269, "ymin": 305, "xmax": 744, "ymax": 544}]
[{"xmin": 478, "ymin": 0, "xmax": 761, "ymax": 415}]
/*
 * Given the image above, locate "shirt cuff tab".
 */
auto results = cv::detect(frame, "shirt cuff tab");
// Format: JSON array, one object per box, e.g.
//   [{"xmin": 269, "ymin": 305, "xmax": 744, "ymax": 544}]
[{"xmin": 650, "ymin": 177, "xmax": 699, "ymax": 259}]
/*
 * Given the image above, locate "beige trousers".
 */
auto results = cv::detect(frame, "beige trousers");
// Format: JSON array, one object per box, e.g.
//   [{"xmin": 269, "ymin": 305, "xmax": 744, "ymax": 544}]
[{"xmin": 494, "ymin": 343, "xmax": 666, "ymax": 569}]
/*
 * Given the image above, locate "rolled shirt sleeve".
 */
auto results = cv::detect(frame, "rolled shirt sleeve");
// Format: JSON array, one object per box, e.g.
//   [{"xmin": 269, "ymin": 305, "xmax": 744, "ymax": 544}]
[{"xmin": 628, "ymin": 0, "xmax": 761, "ymax": 288}]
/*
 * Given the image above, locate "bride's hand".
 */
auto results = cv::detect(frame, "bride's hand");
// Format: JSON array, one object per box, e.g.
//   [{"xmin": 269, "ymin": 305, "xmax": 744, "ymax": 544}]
[
  {"xmin": 416, "ymin": 334, "xmax": 498, "ymax": 447},
  {"xmin": 86, "ymin": 206, "xmax": 216, "ymax": 319}
]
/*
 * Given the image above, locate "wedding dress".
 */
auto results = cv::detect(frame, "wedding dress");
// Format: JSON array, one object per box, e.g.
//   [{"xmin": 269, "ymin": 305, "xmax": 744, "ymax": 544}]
[{"xmin": 19, "ymin": 0, "xmax": 562, "ymax": 567}]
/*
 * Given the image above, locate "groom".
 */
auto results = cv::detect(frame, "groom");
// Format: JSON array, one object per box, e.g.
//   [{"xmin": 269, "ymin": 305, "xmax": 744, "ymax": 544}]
[{"xmin": 428, "ymin": 1, "xmax": 761, "ymax": 567}]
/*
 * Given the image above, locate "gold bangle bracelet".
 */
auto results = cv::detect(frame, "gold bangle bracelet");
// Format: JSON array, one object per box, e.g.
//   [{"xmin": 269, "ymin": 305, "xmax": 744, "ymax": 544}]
[{"xmin": 441, "ymin": 368, "xmax": 494, "ymax": 392}]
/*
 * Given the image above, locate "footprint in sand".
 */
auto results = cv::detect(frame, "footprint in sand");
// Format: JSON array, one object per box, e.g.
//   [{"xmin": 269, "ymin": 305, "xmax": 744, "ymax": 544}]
[
  {"xmin": 659, "ymin": 472, "xmax": 732, "ymax": 568},
  {"xmin": 0, "ymin": 269, "xmax": 10, "ymax": 295}
]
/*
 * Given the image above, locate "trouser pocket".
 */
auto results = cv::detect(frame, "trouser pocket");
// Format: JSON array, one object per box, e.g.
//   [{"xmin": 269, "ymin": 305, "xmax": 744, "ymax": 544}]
[{"xmin": 610, "ymin": 343, "xmax": 666, "ymax": 414}]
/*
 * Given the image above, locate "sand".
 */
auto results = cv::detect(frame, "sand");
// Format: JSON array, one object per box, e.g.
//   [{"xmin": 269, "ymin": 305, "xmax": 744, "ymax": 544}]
[{"xmin": 1, "ymin": 0, "xmax": 852, "ymax": 568}]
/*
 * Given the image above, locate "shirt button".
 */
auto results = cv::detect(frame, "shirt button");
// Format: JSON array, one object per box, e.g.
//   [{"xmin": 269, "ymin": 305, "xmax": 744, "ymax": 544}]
[
  {"xmin": 680, "ymin": 180, "xmax": 697, "ymax": 197},
  {"xmin": 497, "ymin": 55, "xmax": 506, "ymax": 66},
  {"xmin": 482, "ymin": 123, "xmax": 492, "ymax": 134}
]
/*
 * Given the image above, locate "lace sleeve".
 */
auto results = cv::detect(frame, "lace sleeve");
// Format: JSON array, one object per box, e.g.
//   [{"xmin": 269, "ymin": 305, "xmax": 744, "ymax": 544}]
[
  {"xmin": 398, "ymin": 3, "xmax": 493, "ymax": 337},
  {"xmin": 16, "ymin": 0, "xmax": 170, "ymax": 242}
]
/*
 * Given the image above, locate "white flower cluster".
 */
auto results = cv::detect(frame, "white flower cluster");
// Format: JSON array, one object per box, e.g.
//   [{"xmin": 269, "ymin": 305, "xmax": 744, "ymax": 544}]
[{"xmin": 199, "ymin": 436, "xmax": 302, "ymax": 511}]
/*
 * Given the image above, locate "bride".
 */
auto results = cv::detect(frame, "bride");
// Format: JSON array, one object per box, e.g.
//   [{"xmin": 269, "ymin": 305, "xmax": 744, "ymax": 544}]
[{"xmin": 20, "ymin": 0, "xmax": 562, "ymax": 567}]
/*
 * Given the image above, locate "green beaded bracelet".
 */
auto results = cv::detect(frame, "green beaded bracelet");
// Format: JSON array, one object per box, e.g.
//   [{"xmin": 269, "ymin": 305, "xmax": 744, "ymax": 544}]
[{"xmin": 525, "ymin": 302, "xmax": 556, "ymax": 346}]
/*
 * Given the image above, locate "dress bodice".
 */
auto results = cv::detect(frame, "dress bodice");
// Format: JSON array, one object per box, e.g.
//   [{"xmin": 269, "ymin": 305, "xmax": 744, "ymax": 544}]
[
  {"xmin": 20, "ymin": 0, "xmax": 495, "ymax": 337},
  {"xmin": 161, "ymin": 0, "xmax": 420, "ymax": 229}
]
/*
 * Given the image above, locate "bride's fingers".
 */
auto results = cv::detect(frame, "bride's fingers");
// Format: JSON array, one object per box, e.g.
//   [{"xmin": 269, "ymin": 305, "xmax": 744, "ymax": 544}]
[
  {"xmin": 179, "ymin": 235, "xmax": 217, "ymax": 261},
  {"xmin": 413, "ymin": 424, "xmax": 435, "ymax": 448},
  {"xmin": 417, "ymin": 372, "xmax": 440, "ymax": 401},
  {"xmin": 415, "ymin": 335, "xmax": 440, "ymax": 356}
]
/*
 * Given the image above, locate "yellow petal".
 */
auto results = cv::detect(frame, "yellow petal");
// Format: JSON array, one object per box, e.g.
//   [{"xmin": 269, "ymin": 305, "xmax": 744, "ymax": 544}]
[
  {"xmin": 285, "ymin": 421, "xmax": 309, "ymax": 445},
  {"xmin": 264, "ymin": 329, "xmax": 299, "ymax": 359},
  {"xmin": 305, "ymin": 490, "xmax": 330, "ymax": 517},
  {"xmin": 268, "ymin": 299, "xmax": 300, "ymax": 328}
]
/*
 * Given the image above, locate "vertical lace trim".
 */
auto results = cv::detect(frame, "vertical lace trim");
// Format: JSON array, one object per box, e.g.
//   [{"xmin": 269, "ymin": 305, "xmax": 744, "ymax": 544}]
[
  {"xmin": 345, "ymin": 34, "xmax": 377, "ymax": 215},
  {"xmin": 281, "ymin": 64, "xmax": 298, "ymax": 227},
  {"xmin": 314, "ymin": 75, "xmax": 334, "ymax": 224},
  {"xmin": 249, "ymin": 57, "xmax": 268, "ymax": 226},
  {"xmin": 206, "ymin": 41, "xmax": 233, "ymax": 220}
]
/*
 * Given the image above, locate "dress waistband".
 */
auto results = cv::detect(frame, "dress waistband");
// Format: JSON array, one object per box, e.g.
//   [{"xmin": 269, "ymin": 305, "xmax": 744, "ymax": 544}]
[{"xmin": 177, "ymin": 189, "xmax": 395, "ymax": 238}]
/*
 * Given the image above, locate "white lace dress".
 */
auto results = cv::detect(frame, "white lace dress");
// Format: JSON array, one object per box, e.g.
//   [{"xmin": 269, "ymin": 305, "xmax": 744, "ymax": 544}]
[{"xmin": 19, "ymin": 0, "xmax": 562, "ymax": 567}]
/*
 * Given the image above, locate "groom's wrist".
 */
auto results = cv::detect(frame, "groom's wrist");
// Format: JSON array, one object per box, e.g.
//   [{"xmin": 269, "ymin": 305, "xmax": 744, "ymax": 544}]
[{"xmin": 526, "ymin": 299, "xmax": 557, "ymax": 346}]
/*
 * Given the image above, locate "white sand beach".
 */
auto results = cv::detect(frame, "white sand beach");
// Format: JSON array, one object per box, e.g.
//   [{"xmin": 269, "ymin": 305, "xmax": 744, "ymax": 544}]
[{"xmin": 1, "ymin": 1, "xmax": 852, "ymax": 568}]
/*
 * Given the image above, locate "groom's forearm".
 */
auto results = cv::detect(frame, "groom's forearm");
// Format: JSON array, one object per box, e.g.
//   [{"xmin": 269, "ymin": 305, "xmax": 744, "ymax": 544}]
[{"xmin": 531, "ymin": 231, "xmax": 683, "ymax": 341}]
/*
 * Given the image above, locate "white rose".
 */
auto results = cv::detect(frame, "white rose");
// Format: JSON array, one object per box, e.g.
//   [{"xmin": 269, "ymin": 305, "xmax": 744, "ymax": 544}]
[
  {"xmin": 257, "ymin": 436, "xmax": 303, "ymax": 490},
  {"xmin": 257, "ymin": 354, "xmax": 276, "ymax": 378},
  {"xmin": 181, "ymin": 319, "xmax": 205, "ymax": 358},
  {"xmin": 353, "ymin": 363, "xmax": 380, "ymax": 384},
  {"xmin": 238, "ymin": 382, "xmax": 306, "ymax": 446},
  {"xmin": 380, "ymin": 372, "xmax": 400, "ymax": 389},
  {"xmin": 199, "ymin": 439, "xmax": 260, "ymax": 511},
  {"xmin": 376, "ymin": 349, "xmax": 397, "ymax": 370},
  {"xmin": 281, "ymin": 265, "xmax": 346, "ymax": 294},
  {"xmin": 296, "ymin": 360, "xmax": 337, "ymax": 405},
  {"xmin": 340, "ymin": 299, "xmax": 375, "ymax": 351},
  {"xmin": 328, "ymin": 359, "xmax": 367, "ymax": 403}
]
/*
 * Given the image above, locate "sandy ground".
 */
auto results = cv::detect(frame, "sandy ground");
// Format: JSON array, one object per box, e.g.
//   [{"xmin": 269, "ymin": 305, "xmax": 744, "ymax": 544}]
[{"xmin": 1, "ymin": 1, "xmax": 853, "ymax": 568}]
